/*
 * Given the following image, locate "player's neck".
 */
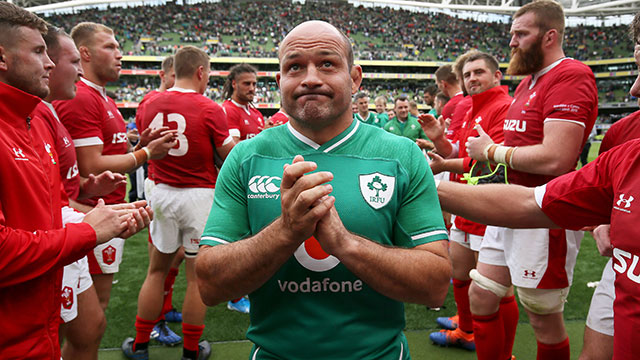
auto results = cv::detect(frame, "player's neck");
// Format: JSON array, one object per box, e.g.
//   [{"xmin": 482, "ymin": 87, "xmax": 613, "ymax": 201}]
[
  {"xmin": 290, "ymin": 113, "xmax": 353, "ymax": 145},
  {"xmin": 541, "ymin": 48, "xmax": 566, "ymax": 70},
  {"xmin": 358, "ymin": 110, "xmax": 369, "ymax": 118},
  {"xmin": 82, "ymin": 70, "xmax": 107, "ymax": 88},
  {"xmin": 174, "ymin": 79, "xmax": 201, "ymax": 93},
  {"xmin": 232, "ymin": 95, "xmax": 248, "ymax": 106}
]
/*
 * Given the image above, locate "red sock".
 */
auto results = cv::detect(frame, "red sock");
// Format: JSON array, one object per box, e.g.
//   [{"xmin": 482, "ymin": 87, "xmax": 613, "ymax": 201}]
[
  {"xmin": 182, "ymin": 322, "xmax": 205, "ymax": 352},
  {"xmin": 537, "ymin": 337, "xmax": 570, "ymax": 360},
  {"xmin": 134, "ymin": 315, "xmax": 156, "ymax": 350},
  {"xmin": 162, "ymin": 267, "xmax": 179, "ymax": 315},
  {"xmin": 500, "ymin": 295, "xmax": 519, "ymax": 359},
  {"xmin": 452, "ymin": 279, "xmax": 473, "ymax": 333},
  {"xmin": 473, "ymin": 311, "xmax": 504, "ymax": 360}
]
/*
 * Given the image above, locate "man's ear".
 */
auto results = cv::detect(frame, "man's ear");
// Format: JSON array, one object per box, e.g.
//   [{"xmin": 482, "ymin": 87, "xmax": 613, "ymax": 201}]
[
  {"xmin": 78, "ymin": 45, "xmax": 91, "ymax": 62},
  {"xmin": 0, "ymin": 46, "xmax": 8, "ymax": 72},
  {"xmin": 350, "ymin": 65, "xmax": 363, "ymax": 94}
]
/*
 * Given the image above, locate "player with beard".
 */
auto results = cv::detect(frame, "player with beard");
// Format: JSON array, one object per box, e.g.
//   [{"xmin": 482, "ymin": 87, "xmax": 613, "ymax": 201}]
[
  {"xmin": 196, "ymin": 20, "xmax": 450, "ymax": 359},
  {"xmin": 54, "ymin": 22, "xmax": 177, "ymax": 313},
  {"xmin": 222, "ymin": 63, "xmax": 265, "ymax": 143},
  {"xmin": 220, "ymin": 63, "xmax": 264, "ymax": 313},
  {"xmin": 459, "ymin": 1, "xmax": 598, "ymax": 359}
]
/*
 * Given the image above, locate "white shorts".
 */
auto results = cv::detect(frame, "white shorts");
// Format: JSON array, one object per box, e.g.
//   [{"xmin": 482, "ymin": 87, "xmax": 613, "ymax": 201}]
[
  {"xmin": 144, "ymin": 177, "xmax": 156, "ymax": 204},
  {"xmin": 586, "ymin": 258, "xmax": 615, "ymax": 336},
  {"xmin": 60, "ymin": 256, "xmax": 93, "ymax": 323},
  {"xmin": 149, "ymin": 184, "xmax": 214, "ymax": 257},
  {"xmin": 87, "ymin": 237, "xmax": 125, "ymax": 274},
  {"xmin": 478, "ymin": 226, "xmax": 582, "ymax": 289},
  {"xmin": 450, "ymin": 224, "xmax": 482, "ymax": 252}
]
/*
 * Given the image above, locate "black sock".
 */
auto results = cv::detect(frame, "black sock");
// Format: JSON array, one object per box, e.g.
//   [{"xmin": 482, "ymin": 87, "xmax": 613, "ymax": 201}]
[
  {"xmin": 183, "ymin": 348, "xmax": 198, "ymax": 359},
  {"xmin": 133, "ymin": 340, "xmax": 148, "ymax": 352}
]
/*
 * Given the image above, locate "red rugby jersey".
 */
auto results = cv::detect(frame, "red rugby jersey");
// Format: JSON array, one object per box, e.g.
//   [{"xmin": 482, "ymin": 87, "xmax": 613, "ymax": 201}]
[
  {"xmin": 503, "ymin": 58, "xmax": 598, "ymax": 187},
  {"xmin": 222, "ymin": 99, "xmax": 264, "ymax": 140},
  {"xmin": 537, "ymin": 139, "xmax": 640, "ymax": 360},
  {"xmin": 53, "ymin": 78, "xmax": 127, "ymax": 205},
  {"xmin": 139, "ymin": 88, "xmax": 232, "ymax": 188}
]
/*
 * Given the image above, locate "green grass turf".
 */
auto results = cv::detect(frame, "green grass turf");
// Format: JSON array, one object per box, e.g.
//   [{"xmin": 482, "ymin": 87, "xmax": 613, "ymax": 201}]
[
  {"xmin": 104, "ymin": 146, "xmax": 606, "ymax": 358},
  {"xmin": 98, "ymin": 229, "xmax": 606, "ymax": 359}
]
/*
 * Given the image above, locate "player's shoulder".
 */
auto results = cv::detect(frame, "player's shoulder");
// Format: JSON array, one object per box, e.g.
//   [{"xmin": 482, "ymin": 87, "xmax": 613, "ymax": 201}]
[{"xmin": 553, "ymin": 58, "xmax": 595, "ymax": 80}]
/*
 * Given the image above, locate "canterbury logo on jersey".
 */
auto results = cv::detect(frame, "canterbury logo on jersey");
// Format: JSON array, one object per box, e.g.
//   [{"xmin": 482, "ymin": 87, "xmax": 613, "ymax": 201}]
[
  {"xmin": 613, "ymin": 248, "xmax": 640, "ymax": 284},
  {"xmin": 614, "ymin": 193, "xmax": 634, "ymax": 213},
  {"xmin": 247, "ymin": 175, "xmax": 281, "ymax": 199}
]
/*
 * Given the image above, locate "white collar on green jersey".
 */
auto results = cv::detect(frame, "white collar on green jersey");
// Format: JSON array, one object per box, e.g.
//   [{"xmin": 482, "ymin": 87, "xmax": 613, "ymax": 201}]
[{"xmin": 286, "ymin": 118, "xmax": 360, "ymax": 153}]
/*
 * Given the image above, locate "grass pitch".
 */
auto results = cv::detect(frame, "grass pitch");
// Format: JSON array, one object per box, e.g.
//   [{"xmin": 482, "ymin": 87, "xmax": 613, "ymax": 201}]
[{"xmin": 101, "ymin": 144, "xmax": 606, "ymax": 358}]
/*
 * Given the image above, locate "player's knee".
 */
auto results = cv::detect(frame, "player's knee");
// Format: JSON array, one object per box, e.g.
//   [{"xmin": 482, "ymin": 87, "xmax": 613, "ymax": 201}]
[
  {"xmin": 468, "ymin": 270, "xmax": 505, "ymax": 314},
  {"xmin": 517, "ymin": 287, "xmax": 569, "ymax": 315}
]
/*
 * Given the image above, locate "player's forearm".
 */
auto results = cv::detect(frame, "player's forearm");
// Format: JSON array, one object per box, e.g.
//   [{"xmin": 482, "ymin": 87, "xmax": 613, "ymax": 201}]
[
  {"xmin": 437, "ymin": 182, "xmax": 558, "ymax": 228},
  {"xmin": 509, "ymin": 143, "xmax": 580, "ymax": 176},
  {"xmin": 195, "ymin": 218, "xmax": 302, "ymax": 305},
  {"xmin": 69, "ymin": 198, "xmax": 94, "ymax": 213},
  {"xmin": 440, "ymin": 158, "xmax": 465, "ymax": 174},
  {"xmin": 432, "ymin": 135, "xmax": 454, "ymax": 158},
  {"xmin": 78, "ymin": 153, "xmax": 139, "ymax": 176},
  {"xmin": 334, "ymin": 237, "xmax": 451, "ymax": 307}
]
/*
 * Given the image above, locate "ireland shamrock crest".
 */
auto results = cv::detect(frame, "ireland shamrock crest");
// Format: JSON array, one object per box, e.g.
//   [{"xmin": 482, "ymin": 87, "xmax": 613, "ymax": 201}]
[{"xmin": 359, "ymin": 173, "xmax": 395, "ymax": 209}]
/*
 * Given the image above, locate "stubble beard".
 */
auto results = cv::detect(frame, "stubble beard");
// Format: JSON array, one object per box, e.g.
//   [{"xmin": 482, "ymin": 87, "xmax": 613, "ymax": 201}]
[{"xmin": 7, "ymin": 67, "xmax": 49, "ymax": 99}]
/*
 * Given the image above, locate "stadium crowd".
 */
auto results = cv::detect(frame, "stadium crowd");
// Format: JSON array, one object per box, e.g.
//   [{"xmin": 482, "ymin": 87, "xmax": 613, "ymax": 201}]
[
  {"xmin": 44, "ymin": 0, "xmax": 632, "ymax": 61},
  {"xmin": 1, "ymin": 0, "xmax": 640, "ymax": 360}
]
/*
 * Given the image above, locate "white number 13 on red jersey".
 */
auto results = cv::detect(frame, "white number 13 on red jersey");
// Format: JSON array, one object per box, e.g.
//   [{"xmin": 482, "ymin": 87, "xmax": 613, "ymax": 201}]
[{"xmin": 149, "ymin": 113, "xmax": 188, "ymax": 156}]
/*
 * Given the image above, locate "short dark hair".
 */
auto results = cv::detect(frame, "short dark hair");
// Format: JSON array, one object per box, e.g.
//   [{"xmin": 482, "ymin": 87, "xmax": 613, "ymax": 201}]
[
  {"xmin": 435, "ymin": 92, "xmax": 450, "ymax": 103},
  {"xmin": 354, "ymin": 92, "xmax": 368, "ymax": 101},
  {"xmin": 0, "ymin": 2, "xmax": 48, "ymax": 47},
  {"xmin": 222, "ymin": 63, "xmax": 257, "ymax": 99},
  {"xmin": 161, "ymin": 55, "xmax": 174, "ymax": 73},
  {"xmin": 394, "ymin": 94, "xmax": 410, "ymax": 105},
  {"xmin": 464, "ymin": 51, "xmax": 500, "ymax": 73},
  {"xmin": 174, "ymin": 46, "xmax": 210, "ymax": 79},
  {"xmin": 435, "ymin": 65, "xmax": 458, "ymax": 85},
  {"xmin": 514, "ymin": 0, "xmax": 565, "ymax": 43},
  {"xmin": 424, "ymin": 84, "xmax": 438, "ymax": 96},
  {"xmin": 42, "ymin": 26, "xmax": 69, "ymax": 60}
]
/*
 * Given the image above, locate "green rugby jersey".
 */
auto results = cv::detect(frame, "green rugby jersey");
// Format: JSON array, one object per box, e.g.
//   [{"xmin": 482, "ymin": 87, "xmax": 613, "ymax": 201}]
[
  {"xmin": 201, "ymin": 119, "xmax": 448, "ymax": 360},
  {"xmin": 354, "ymin": 111, "xmax": 385, "ymax": 128},
  {"xmin": 383, "ymin": 115, "xmax": 428, "ymax": 142}
]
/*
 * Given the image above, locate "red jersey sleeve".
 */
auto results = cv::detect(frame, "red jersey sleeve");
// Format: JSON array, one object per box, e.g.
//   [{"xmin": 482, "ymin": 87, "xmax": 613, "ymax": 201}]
[
  {"xmin": 0, "ymin": 205, "xmax": 96, "ymax": 287},
  {"xmin": 538, "ymin": 147, "xmax": 618, "ymax": 229},
  {"xmin": 205, "ymin": 104, "xmax": 231, "ymax": 148},
  {"xmin": 54, "ymin": 87, "xmax": 105, "ymax": 143},
  {"xmin": 542, "ymin": 65, "xmax": 598, "ymax": 130},
  {"xmin": 223, "ymin": 101, "xmax": 241, "ymax": 133}
]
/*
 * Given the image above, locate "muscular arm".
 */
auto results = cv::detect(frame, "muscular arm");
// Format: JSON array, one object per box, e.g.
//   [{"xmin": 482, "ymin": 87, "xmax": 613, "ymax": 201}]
[
  {"xmin": 75, "ymin": 144, "xmax": 136, "ymax": 176},
  {"xmin": 509, "ymin": 121, "xmax": 585, "ymax": 175},
  {"xmin": 320, "ymin": 220, "xmax": 451, "ymax": 306},
  {"xmin": 437, "ymin": 181, "xmax": 559, "ymax": 229},
  {"xmin": 196, "ymin": 218, "xmax": 303, "ymax": 305},
  {"xmin": 196, "ymin": 156, "xmax": 334, "ymax": 305}
]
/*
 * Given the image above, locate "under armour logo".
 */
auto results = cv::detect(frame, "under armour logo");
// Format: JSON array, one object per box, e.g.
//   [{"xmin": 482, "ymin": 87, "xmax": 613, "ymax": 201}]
[
  {"xmin": 524, "ymin": 270, "xmax": 536, "ymax": 278},
  {"xmin": 12, "ymin": 147, "xmax": 25, "ymax": 158},
  {"xmin": 617, "ymin": 194, "xmax": 634, "ymax": 209}
]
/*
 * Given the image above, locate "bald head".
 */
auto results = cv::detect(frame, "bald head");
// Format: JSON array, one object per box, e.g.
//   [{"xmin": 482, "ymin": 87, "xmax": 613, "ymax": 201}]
[{"xmin": 279, "ymin": 21, "xmax": 354, "ymax": 69}]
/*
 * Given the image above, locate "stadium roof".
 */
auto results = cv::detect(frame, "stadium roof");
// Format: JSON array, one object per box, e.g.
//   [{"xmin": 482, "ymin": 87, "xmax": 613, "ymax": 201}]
[{"xmin": 15, "ymin": 0, "xmax": 640, "ymax": 17}]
